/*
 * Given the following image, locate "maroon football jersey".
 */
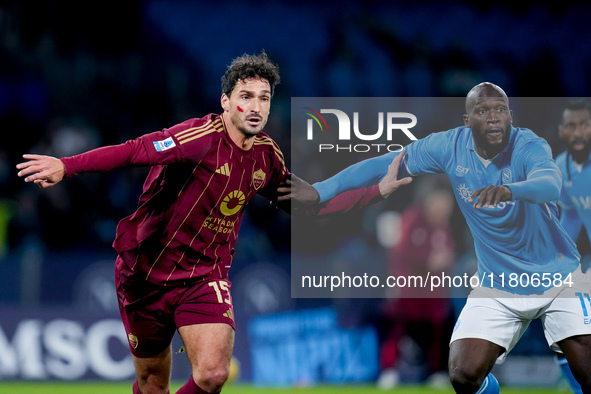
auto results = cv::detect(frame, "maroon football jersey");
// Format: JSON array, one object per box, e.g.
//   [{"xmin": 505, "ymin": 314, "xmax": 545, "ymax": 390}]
[{"xmin": 62, "ymin": 114, "xmax": 289, "ymax": 285}]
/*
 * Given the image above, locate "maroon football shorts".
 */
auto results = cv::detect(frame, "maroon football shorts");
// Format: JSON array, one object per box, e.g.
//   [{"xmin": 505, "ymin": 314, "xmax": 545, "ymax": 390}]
[{"xmin": 115, "ymin": 254, "xmax": 235, "ymax": 358}]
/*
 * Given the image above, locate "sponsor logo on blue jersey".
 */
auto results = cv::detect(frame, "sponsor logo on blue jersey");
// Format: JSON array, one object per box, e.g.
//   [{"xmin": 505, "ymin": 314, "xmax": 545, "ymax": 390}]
[
  {"xmin": 457, "ymin": 184, "xmax": 472, "ymax": 203},
  {"xmin": 572, "ymin": 195, "xmax": 591, "ymax": 210}
]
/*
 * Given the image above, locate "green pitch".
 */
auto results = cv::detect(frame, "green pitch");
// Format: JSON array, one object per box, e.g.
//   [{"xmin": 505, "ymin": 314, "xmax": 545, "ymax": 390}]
[{"xmin": 0, "ymin": 382, "xmax": 572, "ymax": 394}]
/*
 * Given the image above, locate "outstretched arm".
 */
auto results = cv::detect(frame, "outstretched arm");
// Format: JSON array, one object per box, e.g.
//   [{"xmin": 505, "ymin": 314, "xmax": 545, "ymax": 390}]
[
  {"xmin": 281, "ymin": 150, "xmax": 412, "ymax": 206},
  {"xmin": 16, "ymin": 154, "xmax": 67, "ymax": 188},
  {"xmin": 309, "ymin": 155, "xmax": 413, "ymax": 215},
  {"xmin": 17, "ymin": 138, "xmax": 151, "ymax": 188},
  {"xmin": 312, "ymin": 150, "xmax": 409, "ymax": 203},
  {"xmin": 306, "ymin": 185, "xmax": 383, "ymax": 216},
  {"xmin": 17, "ymin": 118, "xmax": 219, "ymax": 188},
  {"xmin": 278, "ymin": 152, "xmax": 412, "ymax": 215}
]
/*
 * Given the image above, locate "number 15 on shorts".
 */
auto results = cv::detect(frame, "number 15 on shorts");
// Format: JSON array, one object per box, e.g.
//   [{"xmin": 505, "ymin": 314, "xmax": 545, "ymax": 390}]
[{"xmin": 209, "ymin": 280, "xmax": 232, "ymax": 305}]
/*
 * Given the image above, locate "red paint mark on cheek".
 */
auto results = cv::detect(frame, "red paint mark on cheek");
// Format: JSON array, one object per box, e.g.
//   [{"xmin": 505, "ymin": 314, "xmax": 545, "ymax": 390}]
[{"xmin": 237, "ymin": 106, "xmax": 244, "ymax": 112}]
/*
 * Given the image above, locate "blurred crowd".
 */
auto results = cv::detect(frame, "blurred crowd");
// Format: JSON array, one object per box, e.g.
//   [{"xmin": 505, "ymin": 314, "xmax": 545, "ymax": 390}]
[
  {"xmin": 0, "ymin": 0, "xmax": 590, "ymax": 314},
  {"xmin": 2, "ymin": 0, "xmax": 591, "ymax": 386}
]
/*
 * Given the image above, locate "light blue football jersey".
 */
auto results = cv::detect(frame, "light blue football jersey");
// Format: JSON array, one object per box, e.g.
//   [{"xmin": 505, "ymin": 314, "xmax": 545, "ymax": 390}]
[
  {"xmin": 556, "ymin": 150, "xmax": 591, "ymax": 245},
  {"xmin": 314, "ymin": 126, "xmax": 580, "ymax": 294}
]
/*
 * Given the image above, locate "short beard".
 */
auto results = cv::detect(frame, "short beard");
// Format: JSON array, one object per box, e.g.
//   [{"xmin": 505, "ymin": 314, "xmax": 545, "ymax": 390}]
[
  {"xmin": 569, "ymin": 144, "xmax": 591, "ymax": 164},
  {"xmin": 238, "ymin": 125, "xmax": 261, "ymax": 137},
  {"xmin": 473, "ymin": 133, "xmax": 509, "ymax": 159}
]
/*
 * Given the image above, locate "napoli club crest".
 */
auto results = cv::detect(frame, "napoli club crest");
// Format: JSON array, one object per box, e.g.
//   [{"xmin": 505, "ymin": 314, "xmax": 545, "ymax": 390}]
[
  {"xmin": 253, "ymin": 169, "xmax": 266, "ymax": 190},
  {"xmin": 501, "ymin": 168, "xmax": 512, "ymax": 184}
]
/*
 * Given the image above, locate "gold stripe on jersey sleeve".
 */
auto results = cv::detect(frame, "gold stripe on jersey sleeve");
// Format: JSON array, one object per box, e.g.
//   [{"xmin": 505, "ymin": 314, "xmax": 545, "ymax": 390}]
[
  {"xmin": 254, "ymin": 135, "xmax": 284, "ymax": 155},
  {"xmin": 178, "ymin": 128, "xmax": 219, "ymax": 145},
  {"xmin": 176, "ymin": 118, "xmax": 221, "ymax": 141},
  {"xmin": 176, "ymin": 118, "xmax": 224, "ymax": 145},
  {"xmin": 212, "ymin": 118, "xmax": 225, "ymax": 133},
  {"xmin": 254, "ymin": 137, "xmax": 285, "ymax": 165},
  {"xmin": 176, "ymin": 120, "xmax": 212, "ymax": 138}
]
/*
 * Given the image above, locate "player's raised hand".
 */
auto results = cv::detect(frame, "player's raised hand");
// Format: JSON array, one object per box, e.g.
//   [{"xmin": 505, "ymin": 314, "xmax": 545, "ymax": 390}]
[
  {"xmin": 16, "ymin": 154, "xmax": 66, "ymax": 188},
  {"xmin": 276, "ymin": 173, "xmax": 320, "ymax": 204},
  {"xmin": 469, "ymin": 185, "xmax": 512, "ymax": 209},
  {"xmin": 378, "ymin": 151, "xmax": 413, "ymax": 198}
]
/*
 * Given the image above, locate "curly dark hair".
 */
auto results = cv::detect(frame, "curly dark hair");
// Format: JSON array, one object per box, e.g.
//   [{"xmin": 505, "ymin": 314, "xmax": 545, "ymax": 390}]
[{"xmin": 221, "ymin": 52, "xmax": 280, "ymax": 97}]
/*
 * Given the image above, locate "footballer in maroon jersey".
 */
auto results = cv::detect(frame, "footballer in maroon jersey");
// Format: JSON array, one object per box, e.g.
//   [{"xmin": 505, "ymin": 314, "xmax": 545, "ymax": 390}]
[
  {"xmin": 17, "ymin": 52, "xmax": 409, "ymax": 394},
  {"xmin": 60, "ymin": 113, "xmax": 289, "ymax": 286},
  {"xmin": 17, "ymin": 53, "xmax": 287, "ymax": 394}
]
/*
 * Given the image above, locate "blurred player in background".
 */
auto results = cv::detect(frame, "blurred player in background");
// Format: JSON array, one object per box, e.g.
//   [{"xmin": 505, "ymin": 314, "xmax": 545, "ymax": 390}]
[
  {"xmin": 378, "ymin": 176, "xmax": 456, "ymax": 389},
  {"xmin": 289, "ymin": 82, "xmax": 591, "ymax": 394},
  {"xmin": 556, "ymin": 98, "xmax": 591, "ymax": 264},
  {"xmin": 17, "ymin": 52, "xmax": 289, "ymax": 394},
  {"xmin": 554, "ymin": 98, "xmax": 591, "ymax": 394}
]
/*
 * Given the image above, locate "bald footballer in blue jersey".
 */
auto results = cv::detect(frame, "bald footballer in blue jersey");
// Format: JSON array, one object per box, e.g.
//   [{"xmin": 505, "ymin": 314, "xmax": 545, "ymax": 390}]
[{"xmin": 288, "ymin": 83, "xmax": 591, "ymax": 394}]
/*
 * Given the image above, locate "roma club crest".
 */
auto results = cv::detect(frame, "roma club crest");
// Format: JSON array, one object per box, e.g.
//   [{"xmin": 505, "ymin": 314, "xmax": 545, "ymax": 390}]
[{"xmin": 252, "ymin": 169, "xmax": 266, "ymax": 190}]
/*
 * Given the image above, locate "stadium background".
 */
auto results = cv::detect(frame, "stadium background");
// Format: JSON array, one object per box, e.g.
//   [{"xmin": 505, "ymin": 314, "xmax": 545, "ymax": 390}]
[{"xmin": 0, "ymin": 0, "xmax": 590, "ymax": 391}]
